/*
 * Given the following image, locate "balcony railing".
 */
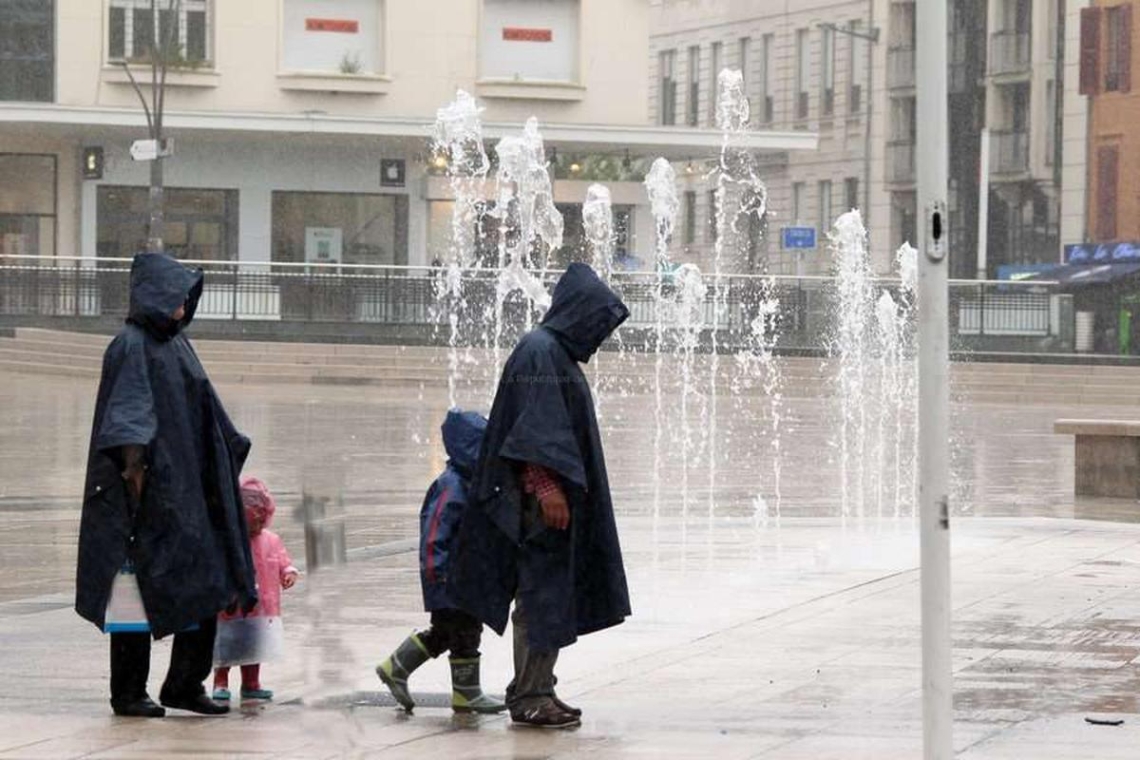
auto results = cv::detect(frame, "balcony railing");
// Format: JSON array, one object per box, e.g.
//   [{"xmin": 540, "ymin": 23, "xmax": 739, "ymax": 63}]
[
  {"xmin": 887, "ymin": 140, "xmax": 916, "ymax": 184},
  {"xmin": 888, "ymin": 46, "xmax": 916, "ymax": 89},
  {"xmin": 989, "ymin": 31, "xmax": 1030, "ymax": 77},
  {"xmin": 991, "ymin": 130, "xmax": 1029, "ymax": 175}
]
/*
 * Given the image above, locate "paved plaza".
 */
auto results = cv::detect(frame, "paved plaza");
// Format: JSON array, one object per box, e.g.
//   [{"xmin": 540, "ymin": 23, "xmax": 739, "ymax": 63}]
[{"xmin": 3, "ymin": 369, "xmax": 1140, "ymax": 758}]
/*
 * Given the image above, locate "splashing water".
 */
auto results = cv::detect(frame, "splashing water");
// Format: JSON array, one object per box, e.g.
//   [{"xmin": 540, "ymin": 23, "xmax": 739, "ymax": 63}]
[
  {"xmin": 644, "ymin": 158, "xmax": 678, "ymax": 521},
  {"xmin": 895, "ymin": 243, "xmax": 919, "ymax": 514},
  {"xmin": 583, "ymin": 184, "xmax": 614, "ymax": 281},
  {"xmin": 673, "ymin": 263, "xmax": 708, "ymax": 522},
  {"xmin": 831, "ymin": 210, "xmax": 875, "ymax": 519},
  {"xmin": 432, "ymin": 90, "xmax": 490, "ymax": 406}
]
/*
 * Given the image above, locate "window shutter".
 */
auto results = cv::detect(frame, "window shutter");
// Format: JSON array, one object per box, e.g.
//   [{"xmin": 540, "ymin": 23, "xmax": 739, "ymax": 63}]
[
  {"xmin": 1081, "ymin": 6, "xmax": 1103, "ymax": 95},
  {"xmin": 1097, "ymin": 145, "xmax": 1119, "ymax": 240},
  {"xmin": 1122, "ymin": 3, "xmax": 1133, "ymax": 92}
]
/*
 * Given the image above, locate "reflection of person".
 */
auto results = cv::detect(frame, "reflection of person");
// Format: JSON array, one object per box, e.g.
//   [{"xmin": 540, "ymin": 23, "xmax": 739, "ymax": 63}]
[
  {"xmin": 212, "ymin": 477, "xmax": 298, "ymax": 703},
  {"xmin": 375, "ymin": 410, "xmax": 506, "ymax": 715},
  {"xmin": 75, "ymin": 253, "xmax": 258, "ymax": 718},
  {"xmin": 450, "ymin": 263, "xmax": 632, "ymax": 729}
]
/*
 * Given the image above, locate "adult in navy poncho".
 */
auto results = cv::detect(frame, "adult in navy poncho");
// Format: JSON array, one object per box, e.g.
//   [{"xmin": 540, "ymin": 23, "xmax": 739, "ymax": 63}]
[
  {"xmin": 449, "ymin": 262, "xmax": 631, "ymax": 728},
  {"xmin": 75, "ymin": 253, "xmax": 257, "ymax": 717}
]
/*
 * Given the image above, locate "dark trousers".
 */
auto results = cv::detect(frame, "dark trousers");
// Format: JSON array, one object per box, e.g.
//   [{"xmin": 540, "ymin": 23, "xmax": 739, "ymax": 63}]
[
  {"xmin": 417, "ymin": 608, "xmax": 482, "ymax": 660},
  {"xmin": 109, "ymin": 617, "xmax": 217, "ymax": 706},
  {"xmin": 505, "ymin": 494, "xmax": 561, "ymax": 711}
]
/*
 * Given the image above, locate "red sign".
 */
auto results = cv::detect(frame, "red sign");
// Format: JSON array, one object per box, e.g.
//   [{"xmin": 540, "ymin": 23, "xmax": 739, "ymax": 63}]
[
  {"xmin": 503, "ymin": 27, "xmax": 553, "ymax": 42},
  {"xmin": 306, "ymin": 18, "xmax": 359, "ymax": 33}
]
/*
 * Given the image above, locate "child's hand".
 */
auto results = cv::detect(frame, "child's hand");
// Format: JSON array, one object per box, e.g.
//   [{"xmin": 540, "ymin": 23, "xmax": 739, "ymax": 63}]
[{"xmin": 282, "ymin": 571, "xmax": 299, "ymax": 589}]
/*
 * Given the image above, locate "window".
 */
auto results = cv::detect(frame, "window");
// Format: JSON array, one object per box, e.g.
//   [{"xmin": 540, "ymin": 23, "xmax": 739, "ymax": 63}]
[
  {"xmin": 1080, "ymin": 7, "xmax": 1102, "ymax": 94},
  {"xmin": 272, "ymin": 191, "xmax": 409, "ymax": 266},
  {"xmin": 792, "ymin": 182, "xmax": 806, "ymax": 223},
  {"xmin": 821, "ymin": 26, "xmax": 835, "ymax": 116},
  {"xmin": 688, "ymin": 46, "xmax": 700, "ymax": 127},
  {"xmin": 850, "ymin": 20, "xmax": 866, "ymax": 113},
  {"xmin": 1096, "ymin": 145, "xmax": 1119, "ymax": 240},
  {"xmin": 480, "ymin": 0, "xmax": 579, "ymax": 82},
  {"xmin": 795, "ymin": 29, "xmax": 810, "ymax": 120},
  {"xmin": 845, "ymin": 177, "xmax": 860, "ymax": 212},
  {"xmin": 0, "ymin": 155, "xmax": 56, "ymax": 258},
  {"xmin": 97, "ymin": 186, "xmax": 237, "ymax": 261},
  {"xmin": 760, "ymin": 34, "xmax": 774, "ymax": 123},
  {"xmin": 109, "ymin": 0, "xmax": 211, "ymax": 64},
  {"xmin": 1105, "ymin": 4, "xmax": 1132, "ymax": 93},
  {"xmin": 818, "ymin": 180, "xmax": 833, "ymax": 232},
  {"xmin": 891, "ymin": 96, "xmax": 917, "ymax": 140},
  {"xmin": 0, "ymin": 1, "xmax": 54, "ymax": 101},
  {"xmin": 707, "ymin": 189, "xmax": 718, "ymax": 243},
  {"xmin": 708, "ymin": 42, "xmax": 722, "ymax": 122},
  {"xmin": 1045, "ymin": 79, "xmax": 1057, "ymax": 166},
  {"xmin": 659, "ymin": 49, "xmax": 678, "ymax": 125},
  {"xmin": 683, "ymin": 191, "xmax": 697, "ymax": 245}
]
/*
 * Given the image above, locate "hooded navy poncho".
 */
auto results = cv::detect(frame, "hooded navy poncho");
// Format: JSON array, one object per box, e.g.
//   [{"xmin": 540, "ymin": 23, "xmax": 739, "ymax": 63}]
[
  {"xmin": 75, "ymin": 253, "xmax": 258, "ymax": 639},
  {"xmin": 450, "ymin": 263, "xmax": 632, "ymax": 652}
]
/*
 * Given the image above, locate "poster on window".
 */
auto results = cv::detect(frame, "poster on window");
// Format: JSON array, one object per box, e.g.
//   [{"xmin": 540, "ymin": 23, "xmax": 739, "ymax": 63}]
[{"xmin": 305, "ymin": 227, "xmax": 343, "ymax": 266}]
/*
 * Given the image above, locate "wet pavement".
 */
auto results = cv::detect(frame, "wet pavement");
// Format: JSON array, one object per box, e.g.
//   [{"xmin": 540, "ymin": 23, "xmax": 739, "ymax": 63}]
[{"xmin": 3, "ymin": 369, "xmax": 1140, "ymax": 757}]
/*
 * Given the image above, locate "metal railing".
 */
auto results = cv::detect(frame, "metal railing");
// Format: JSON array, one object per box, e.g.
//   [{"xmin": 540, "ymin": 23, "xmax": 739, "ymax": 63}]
[
  {"xmin": 989, "ymin": 30, "xmax": 1031, "ymax": 77},
  {"xmin": 991, "ymin": 129, "xmax": 1029, "ymax": 175},
  {"xmin": 0, "ymin": 256, "xmax": 1067, "ymax": 352}
]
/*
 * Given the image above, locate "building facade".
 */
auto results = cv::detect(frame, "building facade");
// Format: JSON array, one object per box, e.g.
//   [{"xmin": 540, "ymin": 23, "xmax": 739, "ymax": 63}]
[
  {"xmin": 652, "ymin": 0, "xmax": 1068, "ymax": 278},
  {"xmin": 1, "ymin": 0, "xmax": 818, "ymax": 275}
]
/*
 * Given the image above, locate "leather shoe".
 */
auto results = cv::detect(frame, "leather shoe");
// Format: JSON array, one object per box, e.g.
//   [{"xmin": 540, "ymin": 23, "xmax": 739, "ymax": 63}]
[
  {"xmin": 111, "ymin": 695, "xmax": 166, "ymax": 718},
  {"xmin": 160, "ymin": 691, "xmax": 230, "ymax": 715}
]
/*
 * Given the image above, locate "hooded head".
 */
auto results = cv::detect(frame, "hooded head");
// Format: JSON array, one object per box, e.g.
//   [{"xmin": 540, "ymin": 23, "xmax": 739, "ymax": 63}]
[
  {"xmin": 441, "ymin": 409, "xmax": 487, "ymax": 476},
  {"xmin": 127, "ymin": 253, "xmax": 204, "ymax": 339},
  {"xmin": 541, "ymin": 263, "xmax": 630, "ymax": 363},
  {"xmin": 240, "ymin": 476, "xmax": 276, "ymax": 535}
]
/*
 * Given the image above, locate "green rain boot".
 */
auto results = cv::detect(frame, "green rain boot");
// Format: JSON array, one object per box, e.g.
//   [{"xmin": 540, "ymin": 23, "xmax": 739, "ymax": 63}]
[
  {"xmin": 450, "ymin": 656, "xmax": 507, "ymax": 714},
  {"xmin": 376, "ymin": 634, "xmax": 431, "ymax": 712}
]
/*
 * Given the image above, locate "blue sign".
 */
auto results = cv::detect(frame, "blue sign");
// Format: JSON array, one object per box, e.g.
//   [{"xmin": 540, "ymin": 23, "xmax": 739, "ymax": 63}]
[
  {"xmin": 782, "ymin": 226, "xmax": 817, "ymax": 250},
  {"xmin": 1066, "ymin": 242, "xmax": 1140, "ymax": 264}
]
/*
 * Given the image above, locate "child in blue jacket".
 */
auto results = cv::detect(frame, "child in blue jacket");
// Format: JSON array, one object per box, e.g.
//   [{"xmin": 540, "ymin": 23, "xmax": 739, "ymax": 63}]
[{"xmin": 375, "ymin": 409, "xmax": 505, "ymax": 714}]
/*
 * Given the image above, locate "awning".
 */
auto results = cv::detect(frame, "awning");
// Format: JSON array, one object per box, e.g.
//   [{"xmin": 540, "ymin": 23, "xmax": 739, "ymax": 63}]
[{"xmin": 1027, "ymin": 262, "xmax": 1140, "ymax": 287}]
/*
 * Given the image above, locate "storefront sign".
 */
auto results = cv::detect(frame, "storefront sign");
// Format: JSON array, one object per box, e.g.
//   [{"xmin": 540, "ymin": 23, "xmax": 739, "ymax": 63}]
[
  {"xmin": 305, "ymin": 227, "xmax": 343, "ymax": 266},
  {"xmin": 503, "ymin": 27, "xmax": 553, "ymax": 42},
  {"xmin": 781, "ymin": 226, "xmax": 817, "ymax": 250},
  {"xmin": 1066, "ymin": 242, "xmax": 1140, "ymax": 264},
  {"xmin": 306, "ymin": 18, "xmax": 359, "ymax": 33},
  {"xmin": 380, "ymin": 159, "xmax": 405, "ymax": 188}
]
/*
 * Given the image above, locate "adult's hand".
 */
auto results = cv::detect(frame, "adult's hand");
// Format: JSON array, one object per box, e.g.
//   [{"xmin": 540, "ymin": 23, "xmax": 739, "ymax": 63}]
[
  {"xmin": 282, "ymin": 571, "xmax": 299, "ymax": 590},
  {"xmin": 540, "ymin": 490, "xmax": 571, "ymax": 531}
]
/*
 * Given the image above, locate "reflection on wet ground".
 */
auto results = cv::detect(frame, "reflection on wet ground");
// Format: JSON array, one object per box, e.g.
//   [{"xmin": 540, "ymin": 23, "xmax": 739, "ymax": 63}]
[{"xmin": 4, "ymin": 371, "xmax": 1140, "ymax": 757}]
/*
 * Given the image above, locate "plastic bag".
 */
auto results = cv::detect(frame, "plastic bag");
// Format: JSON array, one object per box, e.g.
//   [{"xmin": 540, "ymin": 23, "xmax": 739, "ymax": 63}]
[
  {"xmin": 103, "ymin": 563, "xmax": 148, "ymax": 633},
  {"xmin": 213, "ymin": 616, "xmax": 284, "ymax": 666}
]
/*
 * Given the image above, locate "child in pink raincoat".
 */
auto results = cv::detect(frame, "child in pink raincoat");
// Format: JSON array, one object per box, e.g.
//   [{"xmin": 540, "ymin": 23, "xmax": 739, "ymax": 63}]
[{"xmin": 212, "ymin": 477, "xmax": 299, "ymax": 702}]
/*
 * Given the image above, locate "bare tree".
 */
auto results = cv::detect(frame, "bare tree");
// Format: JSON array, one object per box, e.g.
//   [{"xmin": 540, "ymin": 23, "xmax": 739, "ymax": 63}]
[{"xmin": 119, "ymin": 0, "xmax": 182, "ymax": 254}]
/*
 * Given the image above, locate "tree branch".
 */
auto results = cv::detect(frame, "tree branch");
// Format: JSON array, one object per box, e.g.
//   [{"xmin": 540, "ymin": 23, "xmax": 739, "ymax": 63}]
[{"xmin": 118, "ymin": 61, "xmax": 154, "ymax": 136}]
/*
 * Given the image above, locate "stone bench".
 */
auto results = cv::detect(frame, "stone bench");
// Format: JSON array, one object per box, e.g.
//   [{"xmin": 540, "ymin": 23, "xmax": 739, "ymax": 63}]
[{"xmin": 1054, "ymin": 419, "xmax": 1140, "ymax": 498}]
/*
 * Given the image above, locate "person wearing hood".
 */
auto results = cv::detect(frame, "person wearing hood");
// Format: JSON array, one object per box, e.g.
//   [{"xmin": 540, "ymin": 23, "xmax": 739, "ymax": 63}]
[
  {"xmin": 75, "ymin": 253, "xmax": 258, "ymax": 718},
  {"xmin": 449, "ymin": 263, "xmax": 632, "ymax": 729},
  {"xmin": 375, "ymin": 409, "xmax": 506, "ymax": 715}
]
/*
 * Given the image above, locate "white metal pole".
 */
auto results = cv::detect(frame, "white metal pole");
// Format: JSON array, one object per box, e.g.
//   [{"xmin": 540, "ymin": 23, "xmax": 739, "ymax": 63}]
[
  {"xmin": 915, "ymin": 0, "xmax": 953, "ymax": 757},
  {"xmin": 977, "ymin": 128, "xmax": 991, "ymax": 280}
]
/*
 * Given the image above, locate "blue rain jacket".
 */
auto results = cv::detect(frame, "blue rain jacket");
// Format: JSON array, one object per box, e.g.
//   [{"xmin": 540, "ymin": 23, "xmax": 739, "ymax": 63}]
[
  {"xmin": 420, "ymin": 409, "xmax": 487, "ymax": 612},
  {"xmin": 75, "ymin": 253, "xmax": 258, "ymax": 638},
  {"xmin": 449, "ymin": 263, "xmax": 632, "ymax": 652}
]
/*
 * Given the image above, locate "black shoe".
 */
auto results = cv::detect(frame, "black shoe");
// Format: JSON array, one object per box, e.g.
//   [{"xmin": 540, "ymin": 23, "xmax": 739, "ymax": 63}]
[
  {"xmin": 552, "ymin": 694, "xmax": 582, "ymax": 718},
  {"xmin": 111, "ymin": 695, "xmax": 166, "ymax": 718},
  {"xmin": 511, "ymin": 700, "xmax": 580, "ymax": 730},
  {"xmin": 160, "ymin": 691, "xmax": 230, "ymax": 715}
]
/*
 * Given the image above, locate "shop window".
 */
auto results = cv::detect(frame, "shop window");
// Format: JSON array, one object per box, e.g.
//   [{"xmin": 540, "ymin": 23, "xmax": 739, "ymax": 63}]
[
  {"xmin": 282, "ymin": 0, "xmax": 385, "ymax": 74},
  {"xmin": 480, "ymin": 0, "xmax": 580, "ymax": 83},
  {"xmin": 0, "ymin": 154, "xmax": 56, "ymax": 258},
  {"xmin": 0, "ymin": 1, "xmax": 54, "ymax": 102},
  {"xmin": 271, "ymin": 191, "xmax": 408, "ymax": 267},
  {"xmin": 108, "ymin": 0, "xmax": 212, "ymax": 65},
  {"xmin": 97, "ymin": 186, "xmax": 238, "ymax": 261}
]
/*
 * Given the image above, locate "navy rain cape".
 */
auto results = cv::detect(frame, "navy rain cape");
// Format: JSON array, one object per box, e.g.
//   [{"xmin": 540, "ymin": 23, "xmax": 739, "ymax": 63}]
[
  {"xmin": 419, "ymin": 409, "xmax": 487, "ymax": 612},
  {"xmin": 450, "ymin": 263, "xmax": 631, "ymax": 652},
  {"xmin": 75, "ymin": 253, "xmax": 258, "ymax": 638}
]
